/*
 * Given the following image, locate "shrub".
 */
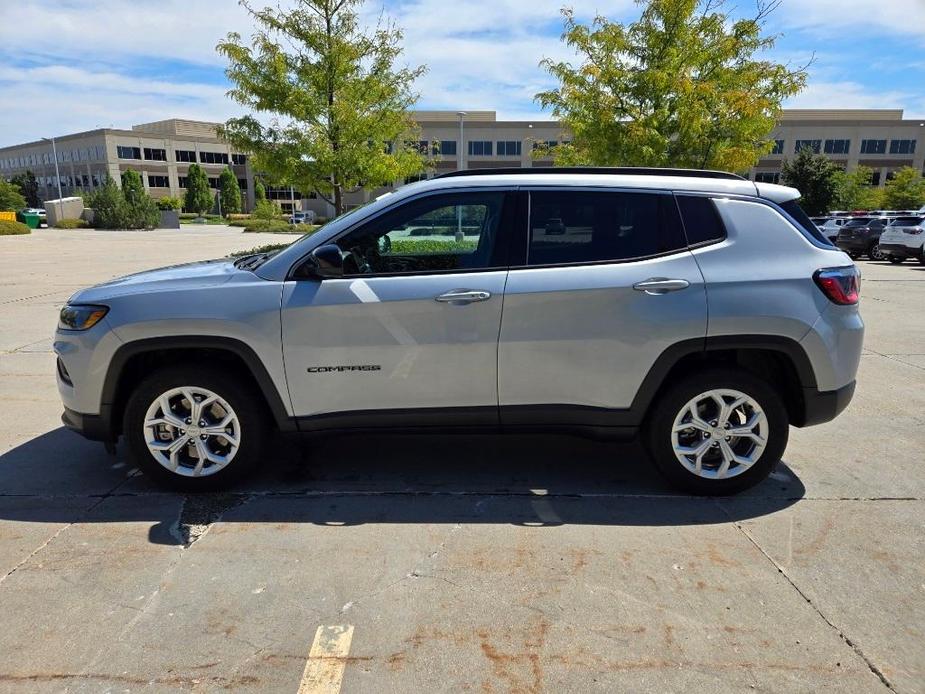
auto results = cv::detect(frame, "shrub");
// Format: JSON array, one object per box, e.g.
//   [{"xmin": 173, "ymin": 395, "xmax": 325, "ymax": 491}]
[
  {"xmin": 228, "ymin": 241, "xmax": 292, "ymax": 257},
  {"xmin": 390, "ymin": 239, "xmax": 478, "ymax": 254},
  {"xmin": 218, "ymin": 167, "xmax": 242, "ymax": 214},
  {"xmin": 253, "ymin": 198, "xmax": 284, "ymax": 222},
  {"xmin": 226, "ymin": 213, "xmax": 252, "ymax": 221},
  {"xmin": 0, "ymin": 219, "xmax": 31, "ymax": 235},
  {"xmin": 54, "ymin": 218, "xmax": 90, "ymax": 229},
  {"xmin": 84, "ymin": 175, "xmax": 159, "ymax": 229},
  {"xmin": 0, "ymin": 179, "xmax": 26, "ymax": 212},
  {"xmin": 242, "ymin": 220, "xmax": 302, "ymax": 233},
  {"xmin": 156, "ymin": 196, "xmax": 183, "ymax": 211}
]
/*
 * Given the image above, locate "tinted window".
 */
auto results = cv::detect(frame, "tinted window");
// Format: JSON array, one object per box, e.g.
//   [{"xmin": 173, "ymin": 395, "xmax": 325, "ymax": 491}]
[
  {"xmin": 676, "ymin": 196, "xmax": 726, "ymax": 246},
  {"xmin": 526, "ymin": 191, "xmax": 685, "ymax": 266},
  {"xmin": 890, "ymin": 217, "xmax": 924, "ymax": 226},
  {"xmin": 335, "ymin": 192, "xmax": 506, "ymax": 275},
  {"xmin": 844, "ymin": 218, "xmax": 872, "ymax": 226},
  {"xmin": 779, "ymin": 199, "xmax": 833, "ymax": 245}
]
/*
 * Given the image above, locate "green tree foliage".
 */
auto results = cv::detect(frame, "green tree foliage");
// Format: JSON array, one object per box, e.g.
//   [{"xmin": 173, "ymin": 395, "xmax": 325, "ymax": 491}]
[
  {"xmin": 184, "ymin": 163, "xmax": 214, "ymax": 215},
  {"xmin": 217, "ymin": 0, "xmax": 428, "ymax": 215},
  {"xmin": 218, "ymin": 167, "xmax": 242, "ymax": 214},
  {"xmin": 780, "ymin": 148, "xmax": 840, "ymax": 215},
  {"xmin": 882, "ymin": 167, "xmax": 925, "ymax": 210},
  {"xmin": 155, "ymin": 196, "xmax": 183, "ymax": 211},
  {"xmin": 253, "ymin": 198, "xmax": 283, "ymax": 222},
  {"xmin": 120, "ymin": 169, "xmax": 145, "ymax": 204},
  {"xmin": 536, "ymin": 0, "xmax": 807, "ymax": 171},
  {"xmin": 254, "ymin": 179, "xmax": 266, "ymax": 203},
  {"xmin": 10, "ymin": 171, "xmax": 40, "ymax": 208},
  {"xmin": 0, "ymin": 179, "xmax": 26, "ymax": 211},
  {"xmin": 833, "ymin": 166, "xmax": 885, "ymax": 211},
  {"xmin": 85, "ymin": 176, "xmax": 159, "ymax": 229}
]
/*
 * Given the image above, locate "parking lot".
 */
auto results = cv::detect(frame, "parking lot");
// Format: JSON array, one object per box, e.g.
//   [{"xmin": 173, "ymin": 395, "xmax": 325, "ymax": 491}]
[{"xmin": 0, "ymin": 227, "xmax": 923, "ymax": 693}]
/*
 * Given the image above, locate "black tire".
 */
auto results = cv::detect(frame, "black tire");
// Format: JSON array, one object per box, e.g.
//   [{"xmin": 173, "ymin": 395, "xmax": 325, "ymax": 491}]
[
  {"xmin": 868, "ymin": 243, "xmax": 884, "ymax": 261},
  {"xmin": 123, "ymin": 366, "xmax": 268, "ymax": 491},
  {"xmin": 918, "ymin": 255, "xmax": 925, "ymax": 266},
  {"xmin": 888, "ymin": 256, "xmax": 904, "ymax": 264},
  {"xmin": 644, "ymin": 368, "xmax": 789, "ymax": 495}
]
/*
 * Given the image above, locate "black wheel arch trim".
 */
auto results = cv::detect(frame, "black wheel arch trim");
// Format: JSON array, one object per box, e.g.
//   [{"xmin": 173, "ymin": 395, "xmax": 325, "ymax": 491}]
[{"xmin": 100, "ymin": 336, "xmax": 296, "ymax": 434}]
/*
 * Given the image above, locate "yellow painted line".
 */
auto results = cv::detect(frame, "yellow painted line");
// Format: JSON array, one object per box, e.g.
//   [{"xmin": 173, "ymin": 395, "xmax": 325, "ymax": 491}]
[{"xmin": 297, "ymin": 625, "xmax": 355, "ymax": 694}]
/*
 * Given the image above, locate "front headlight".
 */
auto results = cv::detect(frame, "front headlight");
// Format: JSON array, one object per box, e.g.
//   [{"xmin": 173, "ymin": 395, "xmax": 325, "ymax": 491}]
[{"xmin": 59, "ymin": 304, "xmax": 109, "ymax": 331}]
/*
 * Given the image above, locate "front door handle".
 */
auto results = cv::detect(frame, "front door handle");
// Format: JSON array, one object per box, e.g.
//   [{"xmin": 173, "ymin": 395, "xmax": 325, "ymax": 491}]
[
  {"xmin": 435, "ymin": 289, "xmax": 492, "ymax": 304},
  {"xmin": 632, "ymin": 278, "xmax": 690, "ymax": 295}
]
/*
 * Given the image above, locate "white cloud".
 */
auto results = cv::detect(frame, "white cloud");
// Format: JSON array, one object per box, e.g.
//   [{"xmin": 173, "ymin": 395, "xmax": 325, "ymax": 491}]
[
  {"xmin": 776, "ymin": 0, "xmax": 925, "ymax": 41},
  {"xmin": 784, "ymin": 79, "xmax": 912, "ymax": 111}
]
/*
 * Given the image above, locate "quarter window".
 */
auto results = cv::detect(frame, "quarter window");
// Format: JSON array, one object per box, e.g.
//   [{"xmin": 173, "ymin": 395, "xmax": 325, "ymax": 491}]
[
  {"xmin": 676, "ymin": 196, "xmax": 726, "ymax": 246},
  {"xmin": 334, "ymin": 192, "xmax": 506, "ymax": 275},
  {"xmin": 526, "ymin": 191, "xmax": 685, "ymax": 266}
]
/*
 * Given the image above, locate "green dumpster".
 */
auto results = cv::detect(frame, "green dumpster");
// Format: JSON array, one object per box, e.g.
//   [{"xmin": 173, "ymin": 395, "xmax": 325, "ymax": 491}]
[{"xmin": 17, "ymin": 212, "xmax": 40, "ymax": 229}]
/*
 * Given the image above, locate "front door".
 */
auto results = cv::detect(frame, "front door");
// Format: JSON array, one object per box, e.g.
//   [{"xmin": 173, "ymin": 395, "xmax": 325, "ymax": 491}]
[
  {"xmin": 498, "ymin": 188, "xmax": 708, "ymax": 427},
  {"xmin": 281, "ymin": 190, "xmax": 515, "ymax": 427}
]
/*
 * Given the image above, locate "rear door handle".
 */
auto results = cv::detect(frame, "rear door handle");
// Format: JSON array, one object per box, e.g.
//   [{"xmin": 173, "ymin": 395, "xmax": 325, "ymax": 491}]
[
  {"xmin": 435, "ymin": 289, "xmax": 492, "ymax": 304},
  {"xmin": 632, "ymin": 278, "xmax": 690, "ymax": 295}
]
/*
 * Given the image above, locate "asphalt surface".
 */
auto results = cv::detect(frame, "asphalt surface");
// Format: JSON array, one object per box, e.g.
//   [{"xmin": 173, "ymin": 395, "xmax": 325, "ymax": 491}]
[{"xmin": 0, "ymin": 227, "xmax": 922, "ymax": 693}]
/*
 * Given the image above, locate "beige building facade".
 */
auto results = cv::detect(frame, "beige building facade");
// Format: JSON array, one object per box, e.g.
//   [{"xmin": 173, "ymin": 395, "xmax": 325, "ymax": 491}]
[{"xmin": 2, "ymin": 109, "xmax": 923, "ymax": 217}]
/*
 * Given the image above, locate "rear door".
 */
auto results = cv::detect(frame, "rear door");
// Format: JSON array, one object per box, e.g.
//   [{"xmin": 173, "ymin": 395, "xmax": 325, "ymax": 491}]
[
  {"xmin": 498, "ymin": 188, "xmax": 707, "ymax": 427},
  {"xmin": 281, "ymin": 190, "xmax": 516, "ymax": 426}
]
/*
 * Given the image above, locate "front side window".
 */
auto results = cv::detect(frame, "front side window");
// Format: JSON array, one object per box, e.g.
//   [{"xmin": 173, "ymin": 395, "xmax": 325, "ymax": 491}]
[
  {"xmin": 526, "ymin": 191, "xmax": 685, "ymax": 266},
  {"xmin": 334, "ymin": 192, "xmax": 506, "ymax": 275}
]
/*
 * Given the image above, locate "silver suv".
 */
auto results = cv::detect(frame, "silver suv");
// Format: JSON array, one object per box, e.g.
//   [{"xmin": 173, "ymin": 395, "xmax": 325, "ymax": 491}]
[{"xmin": 55, "ymin": 168, "xmax": 863, "ymax": 494}]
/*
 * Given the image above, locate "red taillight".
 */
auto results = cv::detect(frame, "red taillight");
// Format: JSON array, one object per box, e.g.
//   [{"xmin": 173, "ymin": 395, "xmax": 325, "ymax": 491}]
[{"xmin": 814, "ymin": 267, "xmax": 860, "ymax": 305}]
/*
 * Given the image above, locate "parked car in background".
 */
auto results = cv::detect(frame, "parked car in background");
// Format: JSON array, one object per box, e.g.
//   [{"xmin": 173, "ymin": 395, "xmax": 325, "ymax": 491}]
[
  {"xmin": 879, "ymin": 216, "xmax": 925, "ymax": 264},
  {"xmin": 55, "ymin": 167, "xmax": 862, "ymax": 496},
  {"xmin": 811, "ymin": 217, "xmax": 847, "ymax": 243},
  {"xmin": 290, "ymin": 211, "xmax": 316, "ymax": 225},
  {"xmin": 835, "ymin": 217, "xmax": 890, "ymax": 260}
]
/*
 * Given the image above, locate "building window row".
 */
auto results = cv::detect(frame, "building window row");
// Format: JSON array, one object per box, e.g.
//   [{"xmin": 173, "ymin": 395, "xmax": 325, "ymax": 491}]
[
  {"xmin": 754, "ymin": 172, "xmax": 780, "ymax": 183},
  {"xmin": 468, "ymin": 140, "xmax": 493, "ymax": 156},
  {"xmin": 148, "ymin": 175, "xmax": 169, "ymax": 188},
  {"xmin": 890, "ymin": 139, "xmax": 916, "ymax": 154},
  {"xmin": 175, "ymin": 149, "xmax": 196, "ymax": 162},
  {"xmin": 497, "ymin": 141, "xmax": 522, "ymax": 156},
  {"xmin": 824, "ymin": 139, "xmax": 850, "ymax": 154},
  {"xmin": 200, "ymin": 151, "xmax": 229, "ymax": 165},
  {"xmin": 117, "ymin": 145, "xmax": 142, "ymax": 160},
  {"xmin": 232, "ymin": 153, "xmax": 247, "ymax": 166},
  {"xmin": 2, "ymin": 146, "xmax": 106, "ymax": 170},
  {"xmin": 770, "ymin": 140, "xmax": 784, "ymax": 155}
]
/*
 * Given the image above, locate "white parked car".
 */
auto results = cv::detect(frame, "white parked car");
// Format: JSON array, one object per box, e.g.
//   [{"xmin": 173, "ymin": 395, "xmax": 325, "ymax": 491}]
[
  {"xmin": 290, "ymin": 211, "xmax": 316, "ymax": 225},
  {"xmin": 878, "ymin": 216, "xmax": 925, "ymax": 264},
  {"xmin": 811, "ymin": 217, "xmax": 847, "ymax": 243}
]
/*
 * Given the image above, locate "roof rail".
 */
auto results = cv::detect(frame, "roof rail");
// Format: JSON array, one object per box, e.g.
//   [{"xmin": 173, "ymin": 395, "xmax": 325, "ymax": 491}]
[{"xmin": 436, "ymin": 166, "xmax": 747, "ymax": 181}]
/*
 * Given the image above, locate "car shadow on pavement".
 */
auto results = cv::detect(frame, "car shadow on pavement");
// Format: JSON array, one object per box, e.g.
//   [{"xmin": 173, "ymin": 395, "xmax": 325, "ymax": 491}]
[{"xmin": 0, "ymin": 427, "xmax": 805, "ymax": 544}]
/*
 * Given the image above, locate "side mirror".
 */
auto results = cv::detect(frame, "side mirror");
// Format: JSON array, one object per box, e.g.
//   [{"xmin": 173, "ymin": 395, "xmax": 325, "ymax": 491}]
[{"xmin": 305, "ymin": 244, "xmax": 344, "ymax": 279}]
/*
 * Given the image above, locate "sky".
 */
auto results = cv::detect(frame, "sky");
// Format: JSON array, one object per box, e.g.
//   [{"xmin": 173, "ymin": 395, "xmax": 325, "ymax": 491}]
[{"xmin": 1, "ymin": 0, "xmax": 924, "ymax": 147}]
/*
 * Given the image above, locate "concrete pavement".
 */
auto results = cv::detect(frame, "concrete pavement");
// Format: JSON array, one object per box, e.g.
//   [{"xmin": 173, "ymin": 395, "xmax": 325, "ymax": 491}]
[{"xmin": 0, "ymin": 228, "xmax": 922, "ymax": 692}]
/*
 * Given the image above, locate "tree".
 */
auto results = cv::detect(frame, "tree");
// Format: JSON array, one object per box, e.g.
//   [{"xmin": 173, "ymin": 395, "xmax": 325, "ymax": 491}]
[
  {"xmin": 882, "ymin": 167, "xmax": 925, "ymax": 210},
  {"xmin": 780, "ymin": 148, "xmax": 840, "ymax": 215},
  {"xmin": 535, "ymin": 0, "xmax": 807, "ymax": 171},
  {"xmin": 10, "ymin": 171, "xmax": 39, "ymax": 208},
  {"xmin": 0, "ymin": 179, "xmax": 26, "ymax": 211},
  {"xmin": 833, "ymin": 166, "xmax": 883, "ymax": 211},
  {"xmin": 85, "ymin": 175, "xmax": 159, "ymax": 229},
  {"xmin": 120, "ymin": 169, "xmax": 145, "ymax": 204},
  {"xmin": 218, "ymin": 167, "xmax": 242, "ymax": 214},
  {"xmin": 254, "ymin": 179, "xmax": 266, "ymax": 203},
  {"xmin": 184, "ymin": 163, "xmax": 213, "ymax": 215},
  {"xmin": 217, "ymin": 0, "xmax": 428, "ymax": 216}
]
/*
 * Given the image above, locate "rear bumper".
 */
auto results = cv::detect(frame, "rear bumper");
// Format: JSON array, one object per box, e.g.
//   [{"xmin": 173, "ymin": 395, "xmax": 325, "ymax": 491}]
[
  {"xmin": 62, "ymin": 406, "xmax": 114, "ymax": 442},
  {"xmin": 799, "ymin": 381, "xmax": 856, "ymax": 427},
  {"xmin": 835, "ymin": 238, "xmax": 872, "ymax": 253},
  {"xmin": 879, "ymin": 243, "xmax": 922, "ymax": 258}
]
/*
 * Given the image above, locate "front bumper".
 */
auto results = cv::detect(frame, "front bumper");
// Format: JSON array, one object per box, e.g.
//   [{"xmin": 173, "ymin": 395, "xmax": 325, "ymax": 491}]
[
  {"xmin": 800, "ymin": 381, "xmax": 856, "ymax": 427},
  {"xmin": 62, "ymin": 406, "xmax": 115, "ymax": 442},
  {"xmin": 879, "ymin": 242, "xmax": 922, "ymax": 259}
]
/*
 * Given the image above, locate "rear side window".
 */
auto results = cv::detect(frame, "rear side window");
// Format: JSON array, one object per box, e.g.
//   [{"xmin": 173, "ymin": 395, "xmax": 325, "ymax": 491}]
[
  {"xmin": 526, "ymin": 191, "xmax": 685, "ymax": 266},
  {"xmin": 779, "ymin": 199, "xmax": 833, "ymax": 246},
  {"xmin": 676, "ymin": 195, "xmax": 726, "ymax": 246},
  {"xmin": 891, "ymin": 217, "xmax": 924, "ymax": 226}
]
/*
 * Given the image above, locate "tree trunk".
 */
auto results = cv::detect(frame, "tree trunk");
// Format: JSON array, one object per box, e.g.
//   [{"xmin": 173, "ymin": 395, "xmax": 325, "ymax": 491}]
[{"xmin": 334, "ymin": 184, "xmax": 343, "ymax": 217}]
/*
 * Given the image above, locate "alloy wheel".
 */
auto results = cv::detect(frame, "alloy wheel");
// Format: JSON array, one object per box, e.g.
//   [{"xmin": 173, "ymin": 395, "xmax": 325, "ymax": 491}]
[
  {"xmin": 670, "ymin": 389, "xmax": 768, "ymax": 480},
  {"xmin": 143, "ymin": 386, "xmax": 241, "ymax": 477}
]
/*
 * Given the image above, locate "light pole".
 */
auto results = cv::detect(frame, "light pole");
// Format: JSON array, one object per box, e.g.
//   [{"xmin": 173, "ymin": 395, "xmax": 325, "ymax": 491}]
[
  {"xmin": 42, "ymin": 137, "xmax": 65, "ymax": 223},
  {"xmin": 456, "ymin": 111, "xmax": 467, "ymax": 171}
]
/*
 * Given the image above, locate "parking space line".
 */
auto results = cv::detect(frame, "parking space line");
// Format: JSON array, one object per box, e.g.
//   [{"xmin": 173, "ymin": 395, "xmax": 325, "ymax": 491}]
[{"xmin": 298, "ymin": 625, "xmax": 355, "ymax": 694}]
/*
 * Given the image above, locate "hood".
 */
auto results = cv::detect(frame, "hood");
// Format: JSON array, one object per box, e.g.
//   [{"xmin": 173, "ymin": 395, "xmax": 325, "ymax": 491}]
[{"xmin": 68, "ymin": 258, "xmax": 240, "ymax": 303}]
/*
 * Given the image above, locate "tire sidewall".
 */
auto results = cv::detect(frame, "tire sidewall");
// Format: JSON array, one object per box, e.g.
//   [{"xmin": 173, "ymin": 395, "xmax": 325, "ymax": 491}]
[
  {"xmin": 646, "ymin": 368, "xmax": 789, "ymax": 495},
  {"xmin": 123, "ymin": 366, "xmax": 266, "ymax": 491}
]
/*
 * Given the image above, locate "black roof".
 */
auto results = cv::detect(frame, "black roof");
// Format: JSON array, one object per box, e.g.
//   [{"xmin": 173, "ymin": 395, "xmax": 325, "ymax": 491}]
[{"xmin": 436, "ymin": 167, "xmax": 746, "ymax": 181}]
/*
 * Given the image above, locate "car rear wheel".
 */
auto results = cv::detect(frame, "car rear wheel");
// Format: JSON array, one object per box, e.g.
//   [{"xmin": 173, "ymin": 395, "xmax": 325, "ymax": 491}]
[
  {"xmin": 888, "ymin": 256, "xmax": 905, "ymax": 264},
  {"xmin": 645, "ymin": 369, "xmax": 788, "ymax": 495},
  {"xmin": 868, "ymin": 243, "xmax": 884, "ymax": 261},
  {"xmin": 123, "ymin": 366, "xmax": 267, "ymax": 491}
]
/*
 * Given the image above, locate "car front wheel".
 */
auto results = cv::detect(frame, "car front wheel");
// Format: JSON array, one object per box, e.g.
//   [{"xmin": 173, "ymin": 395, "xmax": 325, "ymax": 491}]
[
  {"xmin": 868, "ymin": 243, "xmax": 884, "ymax": 261},
  {"xmin": 645, "ymin": 369, "xmax": 788, "ymax": 495},
  {"xmin": 123, "ymin": 366, "xmax": 267, "ymax": 491}
]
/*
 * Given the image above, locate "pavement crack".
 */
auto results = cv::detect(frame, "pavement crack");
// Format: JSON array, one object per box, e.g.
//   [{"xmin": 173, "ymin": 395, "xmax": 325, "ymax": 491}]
[{"xmin": 723, "ymin": 508, "xmax": 896, "ymax": 692}]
